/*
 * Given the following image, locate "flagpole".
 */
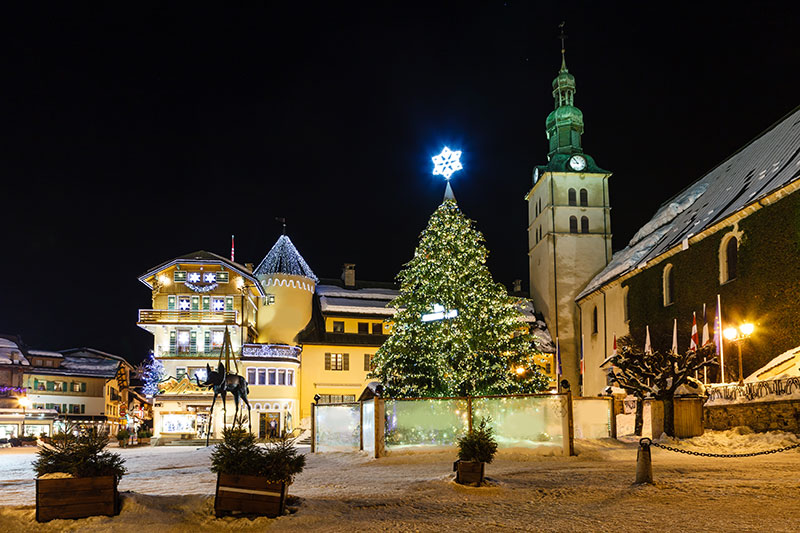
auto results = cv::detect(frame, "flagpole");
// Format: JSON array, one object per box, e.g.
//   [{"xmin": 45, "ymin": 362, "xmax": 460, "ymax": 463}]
[
  {"xmin": 717, "ymin": 294, "xmax": 725, "ymax": 383},
  {"xmin": 702, "ymin": 303, "xmax": 708, "ymax": 384},
  {"xmin": 555, "ymin": 336, "xmax": 561, "ymax": 393}
]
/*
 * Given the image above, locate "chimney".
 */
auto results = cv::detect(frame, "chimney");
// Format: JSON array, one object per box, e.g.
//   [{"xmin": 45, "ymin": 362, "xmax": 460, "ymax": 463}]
[
  {"xmin": 342, "ymin": 263, "xmax": 356, "ymax": 288},
  {"xmin": 512, "ymin": 279, "xmax": 522, "ymax": 293},
  {"xmin": 245, "ymin": 263, "xmax": 254, "ymax": 272}
]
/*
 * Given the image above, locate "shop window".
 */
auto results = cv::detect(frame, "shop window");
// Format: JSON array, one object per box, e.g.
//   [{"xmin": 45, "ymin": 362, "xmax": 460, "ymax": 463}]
[
  {"xmin": 372, "ymin": 323, "xmax": 383, "ymax": 335},
  {"xmin": 568, "ymin": 188, "xmax": 577, "ymax": 206},
  {"xmin": 569, "ymin": 216, "xmax": 578, "ymax": 233},
  {"xmin": 332, "ymin": 321, "xmax": 345, "ymax": 333}
]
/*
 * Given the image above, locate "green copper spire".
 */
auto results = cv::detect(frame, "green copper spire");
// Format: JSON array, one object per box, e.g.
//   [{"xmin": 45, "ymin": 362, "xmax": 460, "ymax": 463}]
[{"xmin": 545, "ymin": 23, "xmax": 584, "ymax": 159}]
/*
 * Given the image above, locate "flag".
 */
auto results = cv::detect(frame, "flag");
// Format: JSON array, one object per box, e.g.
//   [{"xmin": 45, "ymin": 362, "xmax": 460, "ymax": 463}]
[
  {"xmin": 555, "ymin": 337, "xmax": 562, "ymax": 377},
  {"xmin": 671, "ymin": 319, "xmax": 678, "ymax": 354},
  {"xmin": 701, "ymin": 303, "xmax": 710, "ymax": 346},
  {"xmin": 612, "ymin": 334, "xmax": 617, "ymax": 356},
  {"xmin": 580, "ymin": 334, "xmax": 585, "ymax": 376},
  {"xmin": 714, "ymin": 294, "xmax": 726, "ymax": 382},
  {"xmin": 645, "ymin": 325, "xmax": 652, "ymax": 354},
  {"xmin": 231, "ymin": 234, "xmax": 235, "ymax": 262},
  {"xmin": 690, "ymin": 312, "xmax": 699, "ymax": 351}
]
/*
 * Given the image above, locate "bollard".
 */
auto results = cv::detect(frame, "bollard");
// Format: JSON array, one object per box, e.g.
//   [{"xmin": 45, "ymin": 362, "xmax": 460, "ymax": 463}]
[{"xmin": 635, "ymin": 438, "xmax": 653, "ymax": 484}]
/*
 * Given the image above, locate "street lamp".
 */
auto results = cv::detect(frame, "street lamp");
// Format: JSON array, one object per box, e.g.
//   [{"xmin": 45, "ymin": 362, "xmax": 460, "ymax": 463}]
[
  {"xmin": 18, "ymin": 396, "xmax": 32, "ymax": 437},
  {"xmin": 724, "ymin": 323, "xmax": 755, "ymax": 386}
]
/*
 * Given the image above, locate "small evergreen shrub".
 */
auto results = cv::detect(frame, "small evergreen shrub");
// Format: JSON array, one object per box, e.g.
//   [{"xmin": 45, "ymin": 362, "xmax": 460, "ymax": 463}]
[
  {"xmin": 33, "ymin": 426, "xmax": 127, "ymax": 481},
  {"xmin": 137, "ymin": 428, "xmax": 152, "ymax": 439},
  {"xmin": 457, "ymin": 417, "xmax": 498, "ymax": 464},
  {"xmin": 116, "ymin": 428, "xmax": 130, "ymax": 442},
  {"xmin": 211, "ymin": 424, "xmax": 305, "ymax": 484}
]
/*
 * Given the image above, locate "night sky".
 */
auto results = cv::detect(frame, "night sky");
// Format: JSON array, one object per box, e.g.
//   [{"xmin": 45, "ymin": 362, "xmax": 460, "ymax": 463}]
[{"xmin": 2, "ymin": 3, "xmax": 798, "ymax": 364}]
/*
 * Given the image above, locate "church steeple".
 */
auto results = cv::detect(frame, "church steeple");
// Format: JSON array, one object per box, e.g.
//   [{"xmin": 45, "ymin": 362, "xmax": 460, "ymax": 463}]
[{"xmin": 545, "ymin": 23, "xmax": 584, "ymax": 159}]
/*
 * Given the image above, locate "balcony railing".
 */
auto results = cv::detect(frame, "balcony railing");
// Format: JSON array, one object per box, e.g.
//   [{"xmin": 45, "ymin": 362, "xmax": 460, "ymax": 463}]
[{"xmin": 138, "ymin": 309, "xmax": 238, "ymax": 325}]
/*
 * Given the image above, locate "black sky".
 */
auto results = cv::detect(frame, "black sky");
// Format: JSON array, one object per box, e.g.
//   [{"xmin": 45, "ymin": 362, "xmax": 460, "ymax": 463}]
[{"xmin": 2, "ymin": 3, "xmax": 798, "ymax": 364}]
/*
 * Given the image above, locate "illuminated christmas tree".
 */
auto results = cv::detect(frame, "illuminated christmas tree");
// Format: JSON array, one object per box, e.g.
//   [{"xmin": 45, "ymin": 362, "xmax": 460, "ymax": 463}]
[
  {"xmin": 138, "ymin": 351, "xmax": 165, "ymax": 398},
  {"xmin": 372, "ymin": 192, "xmax": 548, "ymax": 397}
]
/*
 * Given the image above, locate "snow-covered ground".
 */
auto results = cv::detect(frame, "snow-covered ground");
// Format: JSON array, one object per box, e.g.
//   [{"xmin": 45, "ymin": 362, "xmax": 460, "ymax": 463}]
[{"xmin": 2, "ymin": 430, "xmax": 800, "ymax": 532}]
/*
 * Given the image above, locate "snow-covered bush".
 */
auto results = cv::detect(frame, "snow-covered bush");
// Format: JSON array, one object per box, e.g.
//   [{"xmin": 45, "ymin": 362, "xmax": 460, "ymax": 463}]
[
  {"xmin": 457, "ymin": 417, "xmax": 498, "ymax": 464},
  {"xmin": 33, "ymin": 426, "xmax": 127, "ymax": 481},
  {"xmin": 211, "ymin": 424, "xmax": 305, "ymax": 483}
]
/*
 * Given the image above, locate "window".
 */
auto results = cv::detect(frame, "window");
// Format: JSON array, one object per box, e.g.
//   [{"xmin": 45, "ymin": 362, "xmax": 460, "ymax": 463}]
[
  {"xmin": 623, "ymin": 287, "xmax": 629, "ymax": 323},
  {"xmin": 225, "ymin": 296, "xmax": 234, "ymax": 311},
  {"xmin": 188, "ymin": 367, "xmax": 207, "ymax": 381},
  {"xmin": 592, "ymin": 306, "xmax": 598, "ymax": 334},
  {"xmin": 268, "ymin": 369, "xmax": 276, "ymax": 385},
  {"xmin": 332, "ymin": 321, "xmax": 345, "ymax": 333},
  {"xmin": 258, "ymin": 368, "xmax": 266, "ymax": 385},
  {"xmin": 372, "ymin": 323, "xmax": 383, "ymax": 335},
  {"xmin": 191, "ymin": 296, "xmax": 199, "ymax": 310},
  {"xmin": 569, "ymin": 216, "xmax": 578, "ymax": 233},
  {"xmin": 168, "ymin": 295, "xmax": 176, "ymax": 310},
  {"xmin": 723, "ymin": 236, "xmax": 738, "ymax": 282},
  {"xmin": 53, "ymin": 381, "xmax": 65, "ymax": 392},
  {"xmin": 538, "ymin": 198, "xmax": 542, "ymax": 215},
  {"xmin": 317, "ymin": 394, "xmax": 356, "ymax": 404},
  {"xmin": 71, "ymin": 382, "xmax": 86, "ymax": 393},
  {"xmin": 580, "ymin": 188, "xmax": 588, "ymax": 206},
  {"xmin": 358, "ymin": 322, "xmax": 369, "ymax": 334},
  {"xmin": 212, "ymin": 298, "xmax": 225, "ymax": 311},
  {"xmin": 173, "ymin": 271, "xmax": 187, "ymax": 282},
  {"xmin": 325, "ymin": 353, "xmax": 349, "ymax": 371},
  {"xmin": 177, "ymin": 330, "xmax": 191, "ymax": 353},
  {"xmin": 247, "ymin": 368, "xmax": 256, "ymax": 385},
  {"xmin": 177, "ymin": 297, "xmax": 191, "ymax": 311},
  {"xmin": 216, "ymin": 272, "xmax": 229, "ymax": 283},
  {"xmin": 663, "ymin": 264, "xmax": 674, "ymax": 306},
  {"xmin": 287, "ymin": 370, "xmax": 294, "ymax": 386},
  {"xmin": 278, "ymin": 369, "xmax": 286, "ymax": 385},
  {"xmin": 211, "ymin": 330, "xmax": 224, "ymax": 349},
  {"xmin": 44, "ymin": 359, "xmax": 53, "ymax": 367},
  {"xmin": 364, "ymin": 354, "xmax": 374, "ymax": 371},
  {"xmin": 176, "ymin": 367, "xmax": 187, "ymax": 380},
  {"xmin": 568, "ymin": 188, "xmax": 577, "ymax": 206},
  {"xmin": 581, "ymin": 216, "xmax": 589, "ymax": 234}
]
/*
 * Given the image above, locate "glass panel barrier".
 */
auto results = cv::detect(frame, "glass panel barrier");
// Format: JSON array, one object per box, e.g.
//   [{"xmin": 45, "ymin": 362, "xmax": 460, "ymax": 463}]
[
  {"xmin": 314, "ymin": 403, "xmax": 360, "ymax": 452},
  {"xmin": 573, "ymin": 398, "xmax": 612, "ymax": 439},
  {"xmin": 384, "ymin": 398, "xmax": 469, "ymax": 449},
  {"xmin": 362, "ymin": 400, "xmax": 375, "ymax": 455},
  {"xmin": 471, "ymin": 395, "xmax": 566, "ymax": 452}
]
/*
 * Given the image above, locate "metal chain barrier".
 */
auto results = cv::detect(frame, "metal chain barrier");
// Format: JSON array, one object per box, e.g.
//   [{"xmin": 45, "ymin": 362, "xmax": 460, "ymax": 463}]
[{"xmin": 640, "ymin": 437, "xmax": 800, "ymax": 458}]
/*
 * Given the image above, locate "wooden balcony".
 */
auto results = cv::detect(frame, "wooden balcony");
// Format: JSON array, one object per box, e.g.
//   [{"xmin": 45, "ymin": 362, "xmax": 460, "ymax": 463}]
[{"xmin": 138, "ymin": 309, "xmax": 238, "ymax": 325}]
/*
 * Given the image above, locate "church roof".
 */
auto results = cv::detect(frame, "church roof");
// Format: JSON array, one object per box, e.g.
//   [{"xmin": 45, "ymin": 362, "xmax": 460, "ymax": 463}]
[
  {"xmin": 254, "ymin": 235, "xmax": 318, "ymax": 282},
  {"xmin": 577, "ymin": 106, "xmax": 800, "ymax": 301}
]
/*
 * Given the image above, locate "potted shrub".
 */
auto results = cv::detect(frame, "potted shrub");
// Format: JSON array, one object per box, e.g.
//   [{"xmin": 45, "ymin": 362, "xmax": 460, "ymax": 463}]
[
  {"xmin": 116, "ymin": 428, "xmax": 130, "ymax": 448},
  {"xmin": 137, "ymin": 428, "xmax": 152, "ymax": 446},
  {"xmin": 454, "ymin": 418, "xmax": 498, "ymax": 486},
  {"xmin": 211, "ymin": 423, "xmax": 305, "ymax": 518},
  {"xmin": 33, "ymin": 427, "xmax": 126, "ymax": 522}
]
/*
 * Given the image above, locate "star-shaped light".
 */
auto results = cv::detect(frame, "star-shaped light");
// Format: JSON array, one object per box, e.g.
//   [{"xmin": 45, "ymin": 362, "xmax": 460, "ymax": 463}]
[
  {"xmin": 188, "ymin": 272, "xmax": 201, "ymax": 283},
  {"xmin": 432, "ymin": 146, "xmax": 463, "ymax": 180}
]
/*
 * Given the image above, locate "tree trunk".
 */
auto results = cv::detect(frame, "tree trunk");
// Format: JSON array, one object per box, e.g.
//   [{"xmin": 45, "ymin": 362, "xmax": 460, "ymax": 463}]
[
  {"xmin": 663, "ymin": 395, "xmax": 675, "ymax": 437},
  {"xmin": 634, "ymin": 396, "xmax": 644, "ymax": 436}
]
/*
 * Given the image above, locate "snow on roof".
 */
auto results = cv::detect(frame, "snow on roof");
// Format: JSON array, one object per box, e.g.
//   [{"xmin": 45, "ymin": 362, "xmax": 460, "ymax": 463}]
[
  {"xmin": 254, "ymin": 235, "xmax": 318, "ymax": 282},
  {"xmin": 746, "ymin": 345, "xmax": 800, "ymax": 381},
  {"xmin": 578, "ymin": 106, "xmax": 800, "ymax": 300},
  {"xmin": 28, "ymin": 349, "xmax": 64, "ymax": 358},
  {"xmin": 320, "ymin": 296, "xmax": 396, "ymax": 316},
  {"xmin": 32, "ymin": 352, "xmax": 122, "ymax": 378},
  {"xmin": 316, "ymin": 284, "xmax": 397, "ymax": 300}
]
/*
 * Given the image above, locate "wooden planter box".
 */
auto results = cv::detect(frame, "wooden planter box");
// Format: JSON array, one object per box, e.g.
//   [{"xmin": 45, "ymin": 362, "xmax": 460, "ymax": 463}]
[
  {"xmin": 454, "ymin": 460, "xmax": 485, "ymax": 485},
  {"xmin": 138, "ymin": 437, "xmax": 151, "ymax": 446},
  {"xmin": 36, "ymin": 476, "xmax": 120, "ymax": 522},
  {"xmin": 214, "ymin": 473, "xmax": 288, "ymax": 518}
]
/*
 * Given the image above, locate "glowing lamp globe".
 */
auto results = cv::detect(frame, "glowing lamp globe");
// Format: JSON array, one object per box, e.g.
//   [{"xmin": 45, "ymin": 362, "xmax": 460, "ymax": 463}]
[
  {"xmin": 739, "ymin": 323, "xmax": 755, "ymax": 336},
  {"xmin": 723, "ymin": 327, "xmax": 738, "ymax": 341},
  {"xmin": 515, "ymin": 367, "xmax": 525, "ymax": 375}
]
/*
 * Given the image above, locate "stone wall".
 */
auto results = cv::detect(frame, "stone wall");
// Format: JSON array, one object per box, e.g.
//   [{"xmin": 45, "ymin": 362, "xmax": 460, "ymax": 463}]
[{"xmin": 704, "ymin": 400, "xmax": 800, "ymax": 434}]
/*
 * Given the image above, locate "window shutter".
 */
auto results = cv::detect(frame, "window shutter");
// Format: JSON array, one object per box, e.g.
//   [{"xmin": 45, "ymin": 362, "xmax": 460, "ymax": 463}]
[
  {"xmin": 202, "ymin": 297, "xmax": 210, "ymax": 310},
  {"xmin": 168, "ymin": 296, "xmax": 176, "ymax": 310},
  {"xmin": 225, "ymin": 296, "xmax": 234, "ymax": 311},
  {"xmin": 343, "ymin": 353, "xmax": 349, "ymax": 371},
  {"xmin": 191, "ymin": 296, "xmax": 199, "ymax": 310},
  {"xmin": 204, "ymin": 331, "xmax": 211, "ymax": 353},
  {"xmin": 33, "ymin": 378, "xmax": 39, "ymax": 390},
  {"xmin": 81, "ymin": 382, "xmax": 87, "ymax": 393},
  {"xmin": 190, "ymin": 330, "xmax": 197, "ymax": 354},
  {"xmin": 46, "ymin": 381, "xmax": 54, "ymax": 391},
  {"xmin": 325, "ymin": 353, "xmax": 331, "ymax": 370},
  {"xmin": 169, "ymin": 330, "xmax": 177, "ymax": 354}
]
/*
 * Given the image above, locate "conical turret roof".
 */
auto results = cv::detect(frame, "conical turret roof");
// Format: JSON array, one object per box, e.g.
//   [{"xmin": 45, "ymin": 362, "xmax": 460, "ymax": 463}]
[{"xmin": 254, "ymin": 235, "xmax": 318, "ymax": 282}]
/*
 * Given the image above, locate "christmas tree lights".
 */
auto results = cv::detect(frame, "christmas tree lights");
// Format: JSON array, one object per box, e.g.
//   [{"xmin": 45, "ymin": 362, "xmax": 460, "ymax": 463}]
[
  {"xmin": 139, "ymin": 352, "xmax": 165, "ymax": 398},
  {"xmin": 371, "ymin": 197, "xmax": 548, "ymax": 398}
]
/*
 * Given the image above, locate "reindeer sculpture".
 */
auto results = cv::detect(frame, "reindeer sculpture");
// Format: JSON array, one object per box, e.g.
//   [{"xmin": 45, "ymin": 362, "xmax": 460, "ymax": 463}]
[{"xmin": 196, "ymin": 362, "xmax": 251, "ymax": 446}]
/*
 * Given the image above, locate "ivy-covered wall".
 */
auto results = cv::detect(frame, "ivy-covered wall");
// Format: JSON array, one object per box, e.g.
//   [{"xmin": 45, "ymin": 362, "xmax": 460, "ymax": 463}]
[{"xmin": 624, "ymin": 190, "xmax": 800, "ymax": 381}]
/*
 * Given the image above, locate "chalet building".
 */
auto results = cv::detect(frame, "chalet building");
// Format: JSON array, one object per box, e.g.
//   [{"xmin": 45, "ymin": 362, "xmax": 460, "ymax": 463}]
[{"xmin": 576, "ymin": 106, "xmax": 800, "ymax": 395}]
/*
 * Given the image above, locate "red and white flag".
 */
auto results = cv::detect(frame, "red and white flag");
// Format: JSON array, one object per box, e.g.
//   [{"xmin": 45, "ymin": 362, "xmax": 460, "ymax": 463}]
[
  {"xmin": 671, "ymin": 319, "xmax": 678, "ymax": 354},
  {"xmin": 231, "ymin": 234, "xmax": 235, "ymax": 262},
  {"xmin": 612, "ymin": 334, "xmax": 617, "ymax": 356},
  {"xmin": 690, "ymin": 312, "xmax": 699, "ymax": 351}
]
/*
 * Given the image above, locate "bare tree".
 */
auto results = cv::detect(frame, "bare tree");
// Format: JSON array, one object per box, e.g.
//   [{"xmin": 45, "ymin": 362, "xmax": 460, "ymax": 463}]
[{"xmin": 606, "ymin": 336, "xmax": 715, "ymax": 437}]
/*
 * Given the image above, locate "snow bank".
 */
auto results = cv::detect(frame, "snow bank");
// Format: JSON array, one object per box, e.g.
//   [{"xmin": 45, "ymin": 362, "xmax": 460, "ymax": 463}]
[{"xmin": 659, "ymin": 426, "xmax": 800, "ymax": 452}]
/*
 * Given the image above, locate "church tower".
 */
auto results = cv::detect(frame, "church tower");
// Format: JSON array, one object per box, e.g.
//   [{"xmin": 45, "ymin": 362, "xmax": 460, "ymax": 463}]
[{"xmin": 526, "ymin": 33, "xmax": 612, "ymax": 393}]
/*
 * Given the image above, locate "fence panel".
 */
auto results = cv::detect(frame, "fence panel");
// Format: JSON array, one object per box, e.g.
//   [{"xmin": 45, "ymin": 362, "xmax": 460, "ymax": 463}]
[
  {"xmin": 384, "ymin": 398, "xmax": 469, "ymax": 450},
  {"xmin": 572, "ymin": 397, "xmax": 613, "ymax": 439},
  {"xmin": 314, "ymin": 403, "xmax": 360, "ymax": 452},
  {"xmin": 362, "ymin": 400, "xmax": 375, "ymax": 455},
  {"xmin": 471, "ymin": 395, "xmax": 567, "ymax": 452}
]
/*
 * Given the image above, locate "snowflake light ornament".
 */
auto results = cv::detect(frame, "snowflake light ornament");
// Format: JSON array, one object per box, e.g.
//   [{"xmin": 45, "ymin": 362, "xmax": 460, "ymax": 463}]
[{"xmin": 432, "ymin": 146, "xmax": 463, "ymax": 180}]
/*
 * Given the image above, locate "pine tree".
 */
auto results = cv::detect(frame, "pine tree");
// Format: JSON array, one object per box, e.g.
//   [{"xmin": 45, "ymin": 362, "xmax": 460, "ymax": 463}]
[
  {"xmin": 371, "ymin": 197, "xmax": 548, "ymax": 397},
  {"xmin": 136, "ymin": 351, "xmax": 165, "ymax": 398}
]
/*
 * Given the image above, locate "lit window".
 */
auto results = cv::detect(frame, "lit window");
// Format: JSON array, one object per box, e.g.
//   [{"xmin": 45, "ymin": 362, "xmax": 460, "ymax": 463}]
[
  {"xmin": 203, "ymin": 272, "xmax": 216, "ymax": 283},
  {"xmin": 211, "ymin": 330, "xmax": 224, "ymax": 349},
  {"xmin": 212, "ymin": 298, "xmax": 225, "ymax": 311},
  {"xmin": 364, "ymin": 353, "xmax": 374, "ymax": 371},
  {"xmin": 178, "ymin": 297, "xmax": 191, "ymax": 311},
  {"xmin": 333, "ymin": 321, "xmax": 344, "ymax": 333},
  {"xmin": 278, "ymin": 369, "xmax": 286, "ymax": 385},
  {"xmin": 176, "ymin": 367, "xmax": 187, "ymax": 380},
  {"xmin": 328, "ymin": 353, "xmax": 344, "ymax": 371},
  {"xmin": 257, "ymin": 368, "xmax": 266, "ymax": 385},
  {"xmin": 268, "ymin": 369, "xmax": 276, "ymax": 385},
  {"xmin": 177, "ymin": 330, "xmax": 190, "ymax": 353}
]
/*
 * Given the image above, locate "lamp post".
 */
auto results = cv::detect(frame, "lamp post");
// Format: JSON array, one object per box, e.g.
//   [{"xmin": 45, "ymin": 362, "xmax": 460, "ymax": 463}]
[
  {"xmin": 18, "ymin": 396, "xmax": 32, "ymax": 437},
  {"xmin": 723, "ymin": 323, "xmax": 755, "ymax": 386}
]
